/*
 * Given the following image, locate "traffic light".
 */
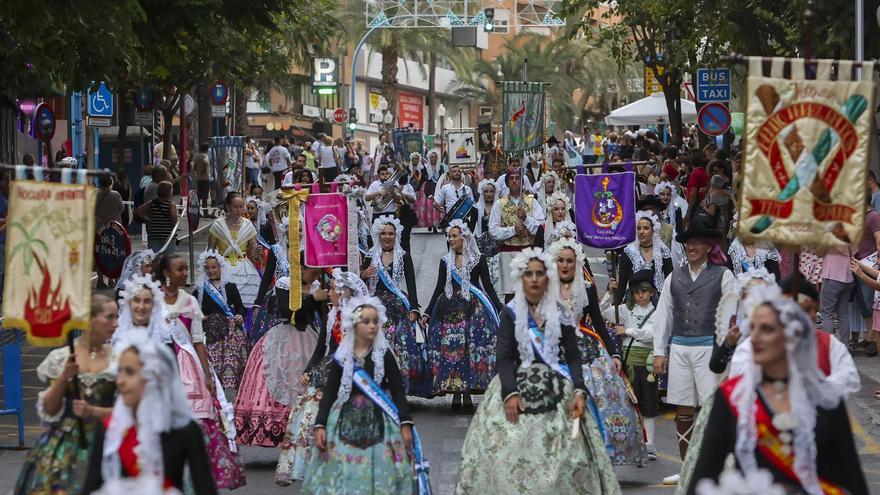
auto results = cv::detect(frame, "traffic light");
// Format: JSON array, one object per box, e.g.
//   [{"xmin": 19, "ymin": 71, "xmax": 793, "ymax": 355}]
[
  {"xmin": 484, "ymin": 8, "xmax": 495, "ymax": 32},
  {"xmin": 348, "ymin": 108, "xmax": 357, "ymax": 131}
]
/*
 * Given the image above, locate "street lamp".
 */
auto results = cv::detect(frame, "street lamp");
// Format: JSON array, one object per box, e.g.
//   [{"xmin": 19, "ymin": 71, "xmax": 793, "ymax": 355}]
[{"xmin": 438, "ymin": 103, "xmax": 447, "ymax": 157}]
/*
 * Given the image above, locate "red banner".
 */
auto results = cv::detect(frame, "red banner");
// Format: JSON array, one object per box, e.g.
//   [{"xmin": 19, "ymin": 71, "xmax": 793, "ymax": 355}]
[
  {"xmin": 303, "ymin": 193, "xmax": 348, "ymax": 268},
  {"xmin": 398, "ymin": 91, "xmax": 424, "ymax": 128},
  {"xmin": 748, "ymin": 198, "xmax": 794, "ymax": 219}
]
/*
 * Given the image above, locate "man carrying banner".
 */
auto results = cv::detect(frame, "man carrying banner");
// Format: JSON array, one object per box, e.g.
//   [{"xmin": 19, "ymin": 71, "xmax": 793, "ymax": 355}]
[
  {"xmin": 646, "ymin": 218, "xmax": 736, "ymax": 486},
  {"xmin": 488, "ymin": 167, "xmax": 545, "ymax": 299},
  {"xmin": 494, "ymin": 157, "xmax": 532, "ymax": 198}
]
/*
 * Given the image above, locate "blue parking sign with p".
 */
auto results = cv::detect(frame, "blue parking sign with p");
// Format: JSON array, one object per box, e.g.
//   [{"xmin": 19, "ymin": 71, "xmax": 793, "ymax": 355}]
[{"xmin": 88, "ymin": 82, "xmax": 114, "ymax": 117}]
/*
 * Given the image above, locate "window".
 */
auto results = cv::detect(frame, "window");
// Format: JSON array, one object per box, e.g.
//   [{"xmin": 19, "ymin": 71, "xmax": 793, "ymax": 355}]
[{"xmin": 493, "ymin": 9, "xmax": 510, "ymax": 34}]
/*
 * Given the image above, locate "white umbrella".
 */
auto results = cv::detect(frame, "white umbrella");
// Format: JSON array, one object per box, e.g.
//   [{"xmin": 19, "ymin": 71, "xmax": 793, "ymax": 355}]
[{"xmin": 604, "ymin": 92, "xmax": 697, "ymax": 126}]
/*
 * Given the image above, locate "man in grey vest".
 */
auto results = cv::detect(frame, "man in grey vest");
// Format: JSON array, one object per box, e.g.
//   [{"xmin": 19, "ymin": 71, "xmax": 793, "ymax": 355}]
[{"xmin": 648, "ymin": 219, "xmax": 735, "ymax": 486}]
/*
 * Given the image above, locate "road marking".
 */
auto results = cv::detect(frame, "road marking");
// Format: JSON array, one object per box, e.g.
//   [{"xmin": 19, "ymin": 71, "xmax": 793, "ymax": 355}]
[{"xmin": 851, "ymin": 413, "xmax": 880, "ymax": 455}]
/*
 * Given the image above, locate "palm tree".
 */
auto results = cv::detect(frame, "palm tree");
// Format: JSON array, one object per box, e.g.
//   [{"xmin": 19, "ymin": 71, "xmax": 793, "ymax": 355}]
[
  {"xmin": 9, "ymin": 217, "xmax": 48, "ymax": 276},
  {"xmin": 448, "ymin": 32, "xmax": 640, "ymax": 131}
]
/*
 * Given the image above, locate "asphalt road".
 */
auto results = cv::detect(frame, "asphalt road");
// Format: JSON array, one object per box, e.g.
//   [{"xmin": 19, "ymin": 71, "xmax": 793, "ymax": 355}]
[{"xmin": 3, "ymin": 229, "xmax": 880, "ymax": 493}]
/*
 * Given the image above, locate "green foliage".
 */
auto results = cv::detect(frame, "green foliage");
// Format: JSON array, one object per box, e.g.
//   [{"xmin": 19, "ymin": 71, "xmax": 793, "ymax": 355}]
[{"xmin": 448, "ymin": 32, "xmax": 638, "ymax": 131}]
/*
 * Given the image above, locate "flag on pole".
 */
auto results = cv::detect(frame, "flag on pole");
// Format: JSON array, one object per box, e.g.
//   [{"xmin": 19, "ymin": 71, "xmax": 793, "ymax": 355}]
[{"xmin": 574, "ymin": 172, "xmax": 636, "ymax": 249}]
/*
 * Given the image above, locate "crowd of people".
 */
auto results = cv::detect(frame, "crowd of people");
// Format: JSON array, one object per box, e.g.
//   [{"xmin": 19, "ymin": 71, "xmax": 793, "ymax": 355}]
[{"xmin": 12, "ymin": 125, "xmax": 874, "ymax": 495}]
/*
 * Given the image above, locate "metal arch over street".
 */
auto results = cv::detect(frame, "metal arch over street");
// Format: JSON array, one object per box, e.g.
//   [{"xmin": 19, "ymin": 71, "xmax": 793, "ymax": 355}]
[{"xmin": 365, "ymin": 0, "xmax": 565, "ymax": 29}]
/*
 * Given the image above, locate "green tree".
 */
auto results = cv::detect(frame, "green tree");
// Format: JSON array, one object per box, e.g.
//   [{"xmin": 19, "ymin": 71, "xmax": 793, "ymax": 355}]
[{"xmin": 448, "ymin": 32, "xmax": 636, "ymax": 132}]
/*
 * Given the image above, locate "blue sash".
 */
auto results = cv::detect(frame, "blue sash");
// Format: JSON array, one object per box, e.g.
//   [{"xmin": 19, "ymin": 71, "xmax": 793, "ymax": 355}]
[
  {"xmin": 335, "ymin": 358, "xmax": 431, "ymax": 494},
  {"xmin": 377, "ymin": 265, "xmax": 411, "ymax": 312},
  {"xmin": 204, "ymin": 282, "xmax": 235, "ymax": 318},
  {"xmin": 449, "ymin": 262, "xmax": 499, "ymax": 325},
  {"xmin": 525, "ymin": 314, "xmax": 609, "ymax": 449}
]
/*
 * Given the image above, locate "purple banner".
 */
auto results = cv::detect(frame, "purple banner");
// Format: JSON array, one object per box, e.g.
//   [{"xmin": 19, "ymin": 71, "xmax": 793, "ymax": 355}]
[{"xmin": 575, "ymin": 172, "xmax": 636, "ymax": 249}]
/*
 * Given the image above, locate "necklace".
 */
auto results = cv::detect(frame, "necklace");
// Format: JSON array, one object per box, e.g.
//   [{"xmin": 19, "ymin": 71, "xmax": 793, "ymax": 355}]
[
  {"xmin": 762, "ymin": 376, "xmax": 795, "ymax": 455},
  {"xmin": 80, "ymin": 340, "xmax": 105, "ymax": 361}
]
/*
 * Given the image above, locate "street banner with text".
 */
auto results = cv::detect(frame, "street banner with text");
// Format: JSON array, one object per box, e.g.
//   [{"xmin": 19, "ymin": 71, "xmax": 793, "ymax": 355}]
[
  {"xmin": 574, "ymin": 172, "xmax": 636, "ymax": 249},
  {"xmin": 4, "ymin": 181, "xmax": 96, "ymax": 346},
  {"xmin": 738, "ymin": 57, "xmax": 876, "ymax": 248}
]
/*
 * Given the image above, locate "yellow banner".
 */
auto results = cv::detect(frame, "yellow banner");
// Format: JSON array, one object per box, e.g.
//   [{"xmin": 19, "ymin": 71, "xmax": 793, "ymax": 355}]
[
  {"xmin": 738, "ymin": 57, "xmax": 875, "ymax": 248},
  {"xmin": 3, "ymin": 181, "xmax": 96, "ymax": 346}
]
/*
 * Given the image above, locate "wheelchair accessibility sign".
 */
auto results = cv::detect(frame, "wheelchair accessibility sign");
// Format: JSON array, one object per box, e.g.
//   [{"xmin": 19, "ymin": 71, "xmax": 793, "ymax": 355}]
[{"xmin": 88, "ymin": 82, "xmax": 114, "ymax": 118}]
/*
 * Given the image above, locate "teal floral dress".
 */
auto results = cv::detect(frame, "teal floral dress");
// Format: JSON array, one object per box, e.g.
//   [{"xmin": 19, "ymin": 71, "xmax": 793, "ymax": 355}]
[
  {"xmin": 301, "ymin": 349, "xmax": 415, "ymax": 494},
  {"xmin": 455, "ymin": 307, "xmax": 621, "ymax": 495},
  {"xmin": 15, "ymin": 346, "xmax": 116, "ymax": 495}
]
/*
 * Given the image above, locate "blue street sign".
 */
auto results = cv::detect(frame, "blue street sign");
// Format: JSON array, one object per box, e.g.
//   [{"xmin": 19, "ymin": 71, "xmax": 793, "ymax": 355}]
[
  {"xmin": 695, "ymin": 68, "xmax": 731, "ymax": 103},
  {"xmin": 88, "ymin": 81, "xmax": 114, "ymax": 117},
  {"xmin": 211, "ymin": 81, "xmax": 228, "ymax": 105}
]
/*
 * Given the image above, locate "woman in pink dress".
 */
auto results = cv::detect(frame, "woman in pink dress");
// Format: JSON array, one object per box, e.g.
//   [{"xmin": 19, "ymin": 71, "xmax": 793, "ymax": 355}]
[
  {"xmin": 233, "ymin": 266, "xmax": 324, "ymax": 447},
  {"xmin": 157, "ymin": 253, "xmax": 246, "ymax": 489},
  {"xmin": 414, "ymin": 152, "xmax": 445, "ymax": 230}
]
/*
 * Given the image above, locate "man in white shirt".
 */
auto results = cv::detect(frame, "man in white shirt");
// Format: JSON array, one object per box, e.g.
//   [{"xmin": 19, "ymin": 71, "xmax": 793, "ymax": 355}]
[
  {"xmin": 264, "ymin": 136, "xmax": 291, "ymax": 190},
  {"xmin": 581, "ymin": 126, "xmax": 597, "ymax": 164},
  {"xmin": 646, "ymin": 219, "xmax": 735, "ymax": 486},
  {"xmin": 365, "ymin": 164, "xmax": 415, "ymax": 221},
  {"xmin": 312, "ymin": 135, "xmax": 339, "ymax": 182},
  {"xmin": 244, "ymin": 138, "xmax": 261, "ymax": 189},
  {"xmin": 495, "ymin": 157, "xmax": 532, "ymax": 199},
  {"xmin": 434, "ymin": 164, "xmax": 474, "ymax": 227},
  {"xmin": 489, "ymin": 167, "xmax": 545, "ymax": 298}
]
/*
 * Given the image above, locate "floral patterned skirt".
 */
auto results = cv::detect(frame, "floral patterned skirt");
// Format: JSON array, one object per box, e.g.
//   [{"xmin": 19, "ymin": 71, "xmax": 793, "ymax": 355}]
[
  {"xmin": 428, "ymin": 292, "xmax": 497, "ymax": 394},
  {"xmin": 205, "ymin": 314, "xmax": 249, "ymax": 389},
  {"xmin": 276, "ymin": 354, "xmax": 332, "ymax": 485},
  {"xmin": 377, "ymin": 289, "xmax": 429, "ymax": 397},
  {"xmin": 580, "ymin": 336, "xmax": 648, "ymax": 467},
  {"xmin": 300, "ymin": 394, "xmax": 414, "ymax": 494},
  {"xmin": 199, "ymin": 417, "xmax": 247, "ymax": 489},
  {"xmin": 455, "ymin": 365, "xmax": 621, "ymax": 495},
  {"xmin": 15, "ymin": 416, "xmax": 99, "ymax": 494},
  {"xmin": 233, "ymin": 333, "xmax": 294, "ymax": 447}
]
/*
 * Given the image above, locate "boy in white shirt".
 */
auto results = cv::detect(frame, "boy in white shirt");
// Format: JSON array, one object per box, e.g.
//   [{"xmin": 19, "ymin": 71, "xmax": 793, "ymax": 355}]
[{"xmin": 602, "ymin": 269, "xmax": 659, "ymax": 459}]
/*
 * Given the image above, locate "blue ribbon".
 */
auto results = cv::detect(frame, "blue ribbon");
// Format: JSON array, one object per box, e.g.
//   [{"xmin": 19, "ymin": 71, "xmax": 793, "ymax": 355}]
[
  {"xmin": 377, "ymin": 265, "xmax": 411, "ymax": 312},
  {"xmin": 449, "ymin": 261, "xmax": 499, "ymax": 325},
  {"xmin": 204, "ymin": 282, "xmax": 235, "ymax": 318},
  {"xmin": 525, "ymin": 314, "xmax": 609, "ymax": 449},
  {"xmin": 336, "ymin": 358, "xmax": 431, "ymax": 494}
]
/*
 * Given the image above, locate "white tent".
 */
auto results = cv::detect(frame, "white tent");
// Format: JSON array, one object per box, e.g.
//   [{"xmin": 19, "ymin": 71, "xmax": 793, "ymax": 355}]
[{"xmin": 604, "ymin": 92, "xmax": 697, "ymax": 126}]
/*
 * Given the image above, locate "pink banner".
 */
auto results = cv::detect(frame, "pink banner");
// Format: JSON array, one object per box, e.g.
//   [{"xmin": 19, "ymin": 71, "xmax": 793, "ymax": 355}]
[{"xmin": 304, "ymin": 193, "xmax": 348, "ymax": 267}]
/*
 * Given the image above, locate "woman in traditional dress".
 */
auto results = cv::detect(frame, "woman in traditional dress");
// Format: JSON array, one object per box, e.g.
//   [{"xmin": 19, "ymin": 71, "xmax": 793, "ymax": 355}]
[
  {"xmin": 541, "ymin": 191, "xmax": 572, "ymax": 249},
  {"xmin": 275, "ymin": 269, "xmax": 369, "ymax": 486},
  {"xmin": 551, "ymin": 237, "xmax": 648, "ymax": 466},
  {"xmin": 727, "ymin": 237, "xmax": 782, "ymax": 281},
  {"xmin": 360, "ymin": 215, "xmax": 425, "ymax": 395},
  {"xmin": 456, "ymin": 248, "xmax": 621, "ymax": 494},
  {"xmin": 302, "ymin": 296, "xmax": 421, "ymax": 494},
  {"xmin": 684, "ymin": 285, "xmax": 868, "ymax": 495},
  {"xmin": 15, "ymin": 295, "xmax": 119, "ymax": 495},
  {"xmin": 114, "ymin": 249, "xmax": 155, "ymax": 298},
  {"xmin": 424, "ymin": 220, "xmax": 502, "ymax": 406},
  {"xmin": 245, "ymin": 195, "xmax": 283, "ymax": 345},
  {"xmin": 233, "ymin": 268, "xmax": 324, "ymax": 447},
  {"xmin": 416, "ymin": 151, "xmax": 445, "ymax": 231},
  {"xmin": 208, "ymin": 192, "xmax": 262, "ymax": 337},
  {"xmin": 156, "ymin": 254, "xmax": 247, "ymax": 489},
  {"xmin": 83, "ymin": 333, "xmax": 217, "ymax": 495},
  {"xmin": 532, "ymin": 170, "xmax": 561, "ymax": 209},
  {"xmin": 615, "ymin": 211, "xmax": 673, "ymax": 305},
  {"xmin": 192, "ymin": 250, "xmax": 248, "ymax": 390},
  {"xmin": 655, "ymin": 181, "xmax": 687, "ymax": 266},
  {"xmin": 473, "ymin": 179, "xmax": 501, "ymax": 296}
]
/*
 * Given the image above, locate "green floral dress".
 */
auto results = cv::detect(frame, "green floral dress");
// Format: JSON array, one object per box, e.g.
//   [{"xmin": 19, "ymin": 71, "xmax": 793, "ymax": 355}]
[
  {"xmin": 455, "ymin": 364, "xmax": 622, "ymax": 495},
  {"xmin": 15, "ymin": 346, "xmax": 116, "ymax": 495}
]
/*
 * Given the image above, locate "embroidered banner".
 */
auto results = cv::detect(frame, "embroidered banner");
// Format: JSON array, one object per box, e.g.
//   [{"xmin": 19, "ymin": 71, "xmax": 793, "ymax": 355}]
[
  {"xmin": 738, "ymin": 57, "xmax": 875, "ymax": 248},
  {"xmin": 4, "ymin": 181, "xmax": 96, "ymax": 346},
  {"xmin": 502, "ymin": 81, "xmax": 545, "ymax": 155},
  {"xmin": 574, "ymin": 172, "xmax": 637, "ymax": 249},
  {"xmin": 304, "ymin": 192, "xmax": 348, "ymax": 267},
  {"xmin": 446, "ymin": 128, "xmax": 478, "ymax": 166}
]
